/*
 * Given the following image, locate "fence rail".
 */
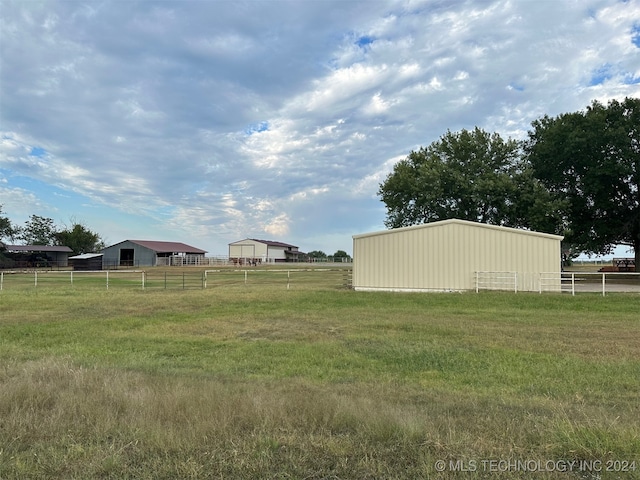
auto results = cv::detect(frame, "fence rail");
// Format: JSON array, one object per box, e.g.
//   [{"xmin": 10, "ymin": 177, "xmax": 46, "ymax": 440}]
[
  {"xmin": 0, "ymin": 268, "xmax": 352, "ymax": 292},
  {"xmin": 475, "ymin": 271, "xmax": 640, "ymax": 295},
  {"xmin": 4, "ymin": 269, "xmax": 635, "ymax": 295},
  {"xmin": 204, "ymin": 268, "xmax": 352, "ymax": 290},
  {"xmin": 0, "ymin": 270, "xmax": 146, "ymax": 290},
  {"xmin": 475, "ymin": 271, "xmax": 518, "ymax": 293}
]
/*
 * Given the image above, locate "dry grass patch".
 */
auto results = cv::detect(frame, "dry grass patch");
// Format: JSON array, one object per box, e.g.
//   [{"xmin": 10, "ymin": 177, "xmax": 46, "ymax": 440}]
[
  {"xmin": 5, "ymin": 357, "xmax": 634, "ymax": 479},
  {"xmin": 1, "ymin": 287, "xmax": 638, "ymax": 478}
]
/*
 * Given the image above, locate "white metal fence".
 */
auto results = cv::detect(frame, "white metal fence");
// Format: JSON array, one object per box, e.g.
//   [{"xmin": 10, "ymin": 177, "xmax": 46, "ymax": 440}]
[
  {"xmin": 0, "ymin": 268, "xmax": 352, "ymax": 291},
  {"xmin": 155, "ymin": 255, "xmax": 230, "ymax": 267},
  {"xmin": 475, "ymin": 271, "xmax": 640, "ymax": 295},
  {"xmin": 0, "ymin": 270, "xmax": 146, "ymax": 290},
  {"xmin": 153, "ymin": 255, "xmax": 353, "ymax": 267},
  {"xmin": 3, "ymin": 269, "xmax": 636, "ymax": 295},
  {"xmin": 475, "ymin": 271, "xmax": 519, "ymax": 292}
]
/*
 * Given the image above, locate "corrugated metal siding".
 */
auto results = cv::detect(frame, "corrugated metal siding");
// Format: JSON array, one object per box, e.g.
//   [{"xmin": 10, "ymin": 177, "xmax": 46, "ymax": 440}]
[
  {"xmin": 267, "ymin": 247, "xmax": 287, "ymax": 260},
  {"xmin": 130, "ymin": 242, "xmax": 156, "ymax": 266},
  {"xmin": 229, "ymin": 244, "xmax": 255, "ymax": 257},
  {"xmin": 102, "ymin": 240, "xmax": 157, "ymax": 267},
  {"xmin": 228, "ymin": 239, "xmax": 289, "ymax": 261},
  {"xmin": 229, "ymin": 240, "xmax": 268, "ymax": 258},
  {"xmin": 352, "ymin": 219, "xmax": 562, "ymax": 292}
]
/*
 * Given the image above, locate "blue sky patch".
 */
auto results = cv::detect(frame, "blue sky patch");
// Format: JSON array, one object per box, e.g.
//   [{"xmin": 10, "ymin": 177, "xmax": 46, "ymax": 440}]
[
  {"xmin": 631, "ymin": 24, "xmax": 640, "ymax": 48},
  {"xmin": 589, "ymin": 64, "xmax": 614, "ymax": 86},
  {"xmin": 355, "ymin": 35, "xmax": 374, "ymax": 49},
  {"xmin": 508, "ymin": 83, "xmax": 525, "ymax": 92},
  {"xmin": 244, "ymin": 121, "xmax": 269, "ymax": 135},
  {"xmin": 624, "ymin": 73, "xmax": 640, "ymax": 84},
  {"xmin": 29, "ymin": 147, "xmax": 46, "ymax": 157}
]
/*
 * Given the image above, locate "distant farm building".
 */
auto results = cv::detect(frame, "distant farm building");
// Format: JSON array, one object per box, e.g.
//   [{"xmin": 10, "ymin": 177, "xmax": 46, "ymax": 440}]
[
  {"xmin": 102, "ymin": 240, "xmax": 207, "ymax": 268},
  {"xmin": 68, "ymin": 253, "xmax": 104, "ymax": 271},
  {"xmin": 228, "ymin": 239, "xmax": 305, "ymax": 264},
  {"xmin": 352, "ymin": 219, "xmax": 564, "ymax": 293},
  {"xmin": 598, "ymin": 258, "xmax": 636, "ymax": 272},
  {"xmin": 2, "ymin": 245, "xmax": 73, "ymax": 268}
]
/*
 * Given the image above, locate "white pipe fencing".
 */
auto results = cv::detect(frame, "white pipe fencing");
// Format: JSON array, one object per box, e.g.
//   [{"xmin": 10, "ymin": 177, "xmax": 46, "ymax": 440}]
[
  {"xmin": 475, "ymin": 271, "xmax": 518, "ymax": 293},
  {"xmin": 0, "ymin": 270, "xmax": 146, "ymax": 290},
  {"xmin": 475, "ymin": 271, "xmax": 640, "ymax": 296},
  {"xmin": 0, "ymin": 268, "xmax": 352, "ymax": 291}
]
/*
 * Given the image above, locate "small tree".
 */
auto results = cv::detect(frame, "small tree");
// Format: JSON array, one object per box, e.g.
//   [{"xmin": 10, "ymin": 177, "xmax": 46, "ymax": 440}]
[
  {"xmin": 307, "ymin": 250, "xmax": 327, "ymax": 261},
  {"xmin": 18, "ymin": 215, "xmax": 57, "ymax": 245},
  {"xmin": 331, "ymin": 250, "xmax": 351, "ymax": 262},
  {"xmin": 0, "ymin": 205, "xmax": 18, "ymax": 243}
]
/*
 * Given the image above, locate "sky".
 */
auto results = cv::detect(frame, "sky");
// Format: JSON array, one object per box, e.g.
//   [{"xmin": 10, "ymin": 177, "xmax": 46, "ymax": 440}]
[{"xmin": 1, "ymin": 0, "xmax": 639, "ymax": 257}]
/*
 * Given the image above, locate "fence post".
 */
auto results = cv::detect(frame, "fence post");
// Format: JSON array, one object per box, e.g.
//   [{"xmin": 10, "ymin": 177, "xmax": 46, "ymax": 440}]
[
  {"xmin": 142, "ymin": 272, "xmax": 145, "ymax": 290},
  {"xmin": 1, "ymin": 271, "xmax": 3, "ymax": 291},
  {"xmin": 245, "ymin": 270, "xmax": 248, "ymax": 285},
  {"xmin": 602, "ymin": 273, "xmax": 606, "ymax": 297},
  {"xmin": 287, "ymin": 270, "xmax": 290, "ymax": 290},
  {"xmin": 35, "ymin": 271, "xmax": 38, "ymax": 288},
  {"xmin": 538, "ymin": 273, "xmax": 542, "ymax": 294},
  {"xmin": 70, "ymin": 271, "xmax": 73, "ymax": 287}
]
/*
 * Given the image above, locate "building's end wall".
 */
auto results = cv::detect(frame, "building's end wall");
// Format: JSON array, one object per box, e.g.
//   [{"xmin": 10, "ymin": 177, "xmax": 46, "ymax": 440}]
[{"xmin": 353, "ymin": 222, "xmax": 562, "ymax": 292}]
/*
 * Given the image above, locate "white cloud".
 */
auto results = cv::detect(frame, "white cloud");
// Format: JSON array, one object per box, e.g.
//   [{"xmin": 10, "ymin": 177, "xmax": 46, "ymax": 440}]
[
  {"xmin": 263, "ymin": 213, "xmax": 290, "ymax": 237},
  {"xmin": 1, "ymin": 0, "xmax": 639, "ymax": 255},
  {"xmin": 363, "ymin": 92, "xmax": 395, "ymax": 115},
  {"xmin": 0, "ymin": 185, "xmax": 44, "ymax": 219}
]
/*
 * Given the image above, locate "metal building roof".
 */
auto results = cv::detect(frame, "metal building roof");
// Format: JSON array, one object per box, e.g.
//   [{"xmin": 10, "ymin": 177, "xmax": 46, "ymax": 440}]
[
  {"xmin": 249, "ymin": 239, "xmax": 298, "ymax": 248},
  {"xmin": 119, "ymin": 240, "xmax": 207, "ymax": 254},
  {"xmin": 4, "ymin": 245, "xmax": 73, "ymax": 253},
  {"xmin": 353, "ymin": 218, "xmax": 564, "ymax": 241},
  {"xmin": 69, "ymin": 253, "xmax": 104, "ymax": 260}
]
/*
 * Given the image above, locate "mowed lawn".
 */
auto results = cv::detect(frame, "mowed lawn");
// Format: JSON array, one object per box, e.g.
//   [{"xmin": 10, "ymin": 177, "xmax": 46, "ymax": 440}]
[{"xmin": 1, "ymin": 279, "xmax": 639, "ymax": 479}]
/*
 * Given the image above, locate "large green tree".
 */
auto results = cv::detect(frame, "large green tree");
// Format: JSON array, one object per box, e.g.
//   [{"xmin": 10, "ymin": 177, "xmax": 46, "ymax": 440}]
[
  {"xmin": 378, "ymin": 127, "xmax": 560, "ymax": 232},
  {"xmin": 54, "ymin": 222, "xmax": 105, "ymax": 255},
  {"xmin": 526, "ymin": 97, "xmax": 640, "ymax": 266}
]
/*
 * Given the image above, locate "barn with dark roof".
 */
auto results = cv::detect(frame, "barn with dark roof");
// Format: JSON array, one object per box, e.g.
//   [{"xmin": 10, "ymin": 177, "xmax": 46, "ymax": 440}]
[
  {"xmin": 102, "ymin": 240, "xmax": 207, "ymax": 268},
  {"xmin": 2, "ymin": 244, "xmax": 73, "ymax": 268}
]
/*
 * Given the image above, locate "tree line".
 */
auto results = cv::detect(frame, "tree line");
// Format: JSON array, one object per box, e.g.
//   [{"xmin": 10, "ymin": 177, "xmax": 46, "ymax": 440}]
[
  {"xmin": 0, "ymin": 209, "xmax": 105, "ymax": 256},
  {"xmin": 307, "ymin": 250, "xmax": 352, "ymax": 262},
  {"xmin": 378, "ymin": 97, "xmax": 640, "ymax": 266},
  {"xmin": 0, "ymin": 209, "xmax": 352, "ymax": 262}
]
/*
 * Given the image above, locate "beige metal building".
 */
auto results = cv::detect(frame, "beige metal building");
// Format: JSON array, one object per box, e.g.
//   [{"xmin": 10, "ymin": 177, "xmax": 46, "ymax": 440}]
[
  {"xmin": 352, "ymin": 219, "xmax": 563, "ymax": 292},
  {"xmin": 228, "ymin": 239, "xmax": 303, "ymax": 263}
]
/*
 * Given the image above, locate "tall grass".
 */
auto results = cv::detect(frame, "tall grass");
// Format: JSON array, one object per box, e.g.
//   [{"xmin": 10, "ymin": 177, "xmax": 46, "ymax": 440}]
[{"xmin": 1, "ymin": 285, "xmax": 639, "ymax": 479}]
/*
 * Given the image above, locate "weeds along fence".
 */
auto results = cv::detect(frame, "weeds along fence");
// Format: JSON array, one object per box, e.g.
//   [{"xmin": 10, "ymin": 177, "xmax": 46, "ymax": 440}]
[
  {"xmin": 204, "ymin": 268, "xmax": 352, "ymax": 290},
  {"xmin": 0, "ymin": 268, "xmax": 353, "ymax": 292},
  {"xmin": 476, "ymin": 271, "xmax": 640, "ymax": 295}
]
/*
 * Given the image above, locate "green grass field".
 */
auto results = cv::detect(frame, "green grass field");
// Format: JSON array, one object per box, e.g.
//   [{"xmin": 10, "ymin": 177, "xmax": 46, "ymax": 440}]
[{"xmin": 1, "ymin": 274, "xmax": 639, "ymax": 479}]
